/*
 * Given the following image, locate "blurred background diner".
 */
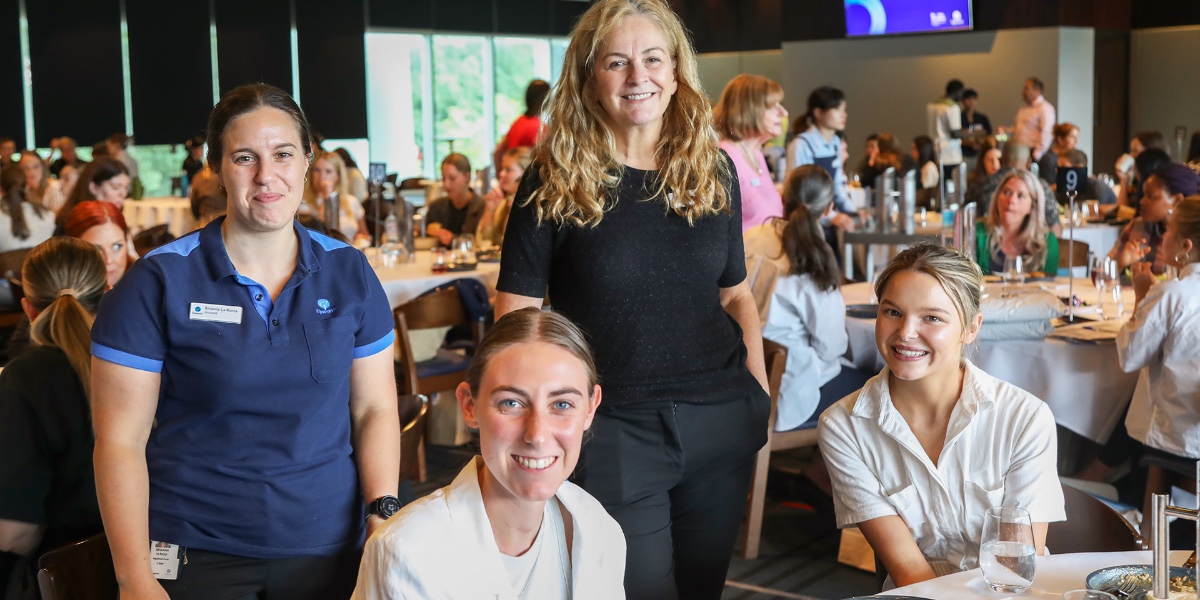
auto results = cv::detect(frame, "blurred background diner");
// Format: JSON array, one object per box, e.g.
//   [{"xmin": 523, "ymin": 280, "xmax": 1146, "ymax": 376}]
[{"xmin": 1, "ymin": 0, "xmax": 1200, "ymax": 598}]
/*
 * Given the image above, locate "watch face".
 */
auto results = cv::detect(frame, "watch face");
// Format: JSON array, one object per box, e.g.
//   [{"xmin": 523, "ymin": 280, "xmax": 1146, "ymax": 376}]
[{"xmin": 378, "ymin": 496, "xmax": 401, "ymax": 518}]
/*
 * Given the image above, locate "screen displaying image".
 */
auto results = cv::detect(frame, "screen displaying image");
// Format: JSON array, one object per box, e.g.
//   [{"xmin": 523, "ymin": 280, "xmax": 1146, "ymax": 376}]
[{"xmin": 845, "ymin": 0, "xmax": 973, "ymax": 37}]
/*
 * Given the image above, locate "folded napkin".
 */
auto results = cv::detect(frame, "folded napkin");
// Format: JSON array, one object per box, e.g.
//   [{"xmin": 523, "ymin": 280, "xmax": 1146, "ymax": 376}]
[
  {"xmin": 1048, "ymin": 320, "xmax": 1122, "ymax": 343},
  {"xmin": 978, "ymin": 289, "xmax": 1063, "ymax": 340}
]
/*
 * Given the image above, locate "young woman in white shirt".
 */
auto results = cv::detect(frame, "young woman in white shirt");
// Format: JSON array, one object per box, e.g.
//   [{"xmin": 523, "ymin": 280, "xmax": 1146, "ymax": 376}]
[
  {"xmin": 818, "ymin": 243, "xmax": 1064, "ymax": 588},
  {"xmin": 353, "ymin": 308, "xmax": 626, "ymax": 600},
  {"xmin": 1118, "ymin": 197, "xmax": 1200, "ymax": 510}
]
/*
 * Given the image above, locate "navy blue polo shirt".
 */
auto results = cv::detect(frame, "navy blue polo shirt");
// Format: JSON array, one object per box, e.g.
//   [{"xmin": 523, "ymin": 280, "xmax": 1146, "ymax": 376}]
[{"xmin": 91, "ymin": 217, "xmax": 395, "ymax": 559}]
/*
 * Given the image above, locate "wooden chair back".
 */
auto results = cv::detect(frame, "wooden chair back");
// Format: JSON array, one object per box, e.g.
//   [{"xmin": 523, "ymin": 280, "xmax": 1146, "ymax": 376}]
[
  {"xmin": 742, "ymin": 339, "xmax": 790, "ymax": 559},
  {"xmin": 132, "ymin": 224, "xmax": 175, "ymax": 257},
  {"xmin": 398, "ymin": 393, "xmax": 431, "ymax": 483},
  {"xmin": 393, "ymin": 286, "xmax": 479, "ymax": 396},
  {"xmin": 1047, "ymin": 484, "xmax": 1146, "ymax": 553},
  {"xmin": 36, "ymin": 533, "xmax": 118, "ymax": 600},
  {"xmin": 1058, "ymin": 239, "xmax": 1090, "ymax": 269}
]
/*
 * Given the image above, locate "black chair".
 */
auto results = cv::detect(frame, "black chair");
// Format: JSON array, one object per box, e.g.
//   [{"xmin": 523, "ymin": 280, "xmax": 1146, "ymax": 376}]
[
  {"xmin": 37, "ymin": 533, "xmax": 118, "ymax": 600},
  {"xmin": 1048, "ymin": 483, "xmax": 1146, "ymax": 553},
  {"xmin": 132, "ymin": 224, "xmax": 175, "ymax": 256},
  {"xmin": 0, "ymin": 247, "xmax": 31, "ymax": 328}
]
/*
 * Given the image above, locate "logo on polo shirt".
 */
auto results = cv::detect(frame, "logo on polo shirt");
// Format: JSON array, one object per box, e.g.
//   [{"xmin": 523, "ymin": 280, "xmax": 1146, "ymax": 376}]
[{"xmin": 316, "ymin": 298, "xmax": 334, "ymax": 315}]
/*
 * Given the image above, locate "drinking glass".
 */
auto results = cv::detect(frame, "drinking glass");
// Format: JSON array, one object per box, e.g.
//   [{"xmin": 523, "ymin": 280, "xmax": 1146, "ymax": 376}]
[
  {"xmin": 1002, "ymin": 255, "xmax": 1025, "ymax": 297},
  {"xmin": 1062, "ymin": 591, "xmax": 1116, "ymax": 600},
  {"xmin": 979, "ymin": 506, "xmax": 1036, "ymax": 594},
  {"xmin": 457, "ymin": 233, "xmax": 476, "ymax": 264},
  {"xmin": 1094, "ymin": 257, "xmax": 1120, "ymax": 319}
]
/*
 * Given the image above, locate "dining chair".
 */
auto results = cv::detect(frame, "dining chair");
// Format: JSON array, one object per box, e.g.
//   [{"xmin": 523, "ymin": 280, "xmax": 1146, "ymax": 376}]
[
  {"xmin": 393, "ymin": 286, "xmax": 486, "ymax": 482},
  {"xmin": 36, "ymin": 533, "xmax": 118, "ymax": 600},
  {"xmin": 132, "ymin": 223, "xmax": 175, "ymax": 257},
  {"xmin": 1047, "ymin": 483, "xmax": 1146, "ymax": 553},
  {"xmin": 742, "ymin": 338, "xmax": 798, "ymax": 559},
  {"xmin": 397, "ymin": 393, "xmax": 431, "ymax": 483},
  {"xmin": 1058, "ymin": 239, "xmax": 1090, "ymax": 270},
  {"xmin": 0, "ymin": 247, "xmax": 32, "ymax": 328}
]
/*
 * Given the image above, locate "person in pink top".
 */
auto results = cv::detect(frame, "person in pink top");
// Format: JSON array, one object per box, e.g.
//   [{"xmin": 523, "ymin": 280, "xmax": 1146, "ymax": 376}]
[
  {"xmin": 714, "ymin": 74, "xmax": 788, "ymax": 232},
  {"xmin": 1012, "ymin": 77, "xmax": 1056, "ymax": 162}
]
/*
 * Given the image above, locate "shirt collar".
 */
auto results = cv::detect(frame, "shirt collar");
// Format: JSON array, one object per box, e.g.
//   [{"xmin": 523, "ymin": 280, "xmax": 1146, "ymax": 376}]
[
  {"xmin": 849, "ymin": 359, "xmax": 994, "ymax": 421},
  {"xmin": 200, "ymin": 216, "xmax": 321, "ymax": 281},
  {"xmin": 1182, "ymin": 262, "xmax": 1200, "ymax": 278}
]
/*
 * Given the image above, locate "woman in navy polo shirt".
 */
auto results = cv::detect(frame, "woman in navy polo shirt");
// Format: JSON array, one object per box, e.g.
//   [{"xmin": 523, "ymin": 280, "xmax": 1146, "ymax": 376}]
[{"xmin": 90, "ymin": 84, "xmax": 401, "ymax": 600}]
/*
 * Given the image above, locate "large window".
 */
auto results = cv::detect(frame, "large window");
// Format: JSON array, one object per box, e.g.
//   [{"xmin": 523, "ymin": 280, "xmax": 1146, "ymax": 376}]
[
  {"xmin": 367, "ymin": 31, "xmax": 564, "ymax": 180},
  {"xmin": 492, "ymin": 38, "xmax": 551, "ymax": 145}
]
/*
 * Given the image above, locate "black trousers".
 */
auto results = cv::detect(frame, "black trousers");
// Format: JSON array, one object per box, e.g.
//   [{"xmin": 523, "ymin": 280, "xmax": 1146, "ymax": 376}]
[
  {"xmin": 575, "ymin": 393, "xmax": 769, "ymax": 600},
  {"xmin": 156, "ymin": 547, "xmax": 361, "ymax": 600}
]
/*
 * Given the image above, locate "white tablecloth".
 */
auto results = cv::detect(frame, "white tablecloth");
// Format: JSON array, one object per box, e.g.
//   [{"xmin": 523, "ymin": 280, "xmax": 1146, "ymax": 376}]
[
  {"xmin": 841, "ymin": 279, "xmax": 1139, "ymax": 443},
  {"xmin": 1061, "ymin": 223, "xmax": 1122, "ymax": 260},
  {"xmin": 370, "ymin": 249, "xmax": 501, "ymax": 309},
  {"xmin": 885, "ymin": 550, "xmax": 1189, "ymax": 598},
  {"xmin": 123, "ymin": 197, "xmax": 194, "ymax": 237}
]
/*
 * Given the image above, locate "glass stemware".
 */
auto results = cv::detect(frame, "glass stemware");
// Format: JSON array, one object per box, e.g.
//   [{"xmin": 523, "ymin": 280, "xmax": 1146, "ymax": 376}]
[
  {"xmin": 979, "ymin": 506, "xmax": 1036, "ymax": 594},
  {"xmin": 1002, "ymin": 255, "xmax": 1025, "ymax": 297}
]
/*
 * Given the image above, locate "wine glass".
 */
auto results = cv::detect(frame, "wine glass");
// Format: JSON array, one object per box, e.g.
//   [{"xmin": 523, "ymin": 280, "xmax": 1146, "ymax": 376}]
[
  {"xmin": 1094, "ymin": 257, "xmax": 1120, "ymax": 319},
  {"xmin": 1001, "ymin": 255, "xmax": 1025, "ymax": 297},
  {"xmin": 979, "ymin": 506, "xmax": 1036, "ymax": 594}
]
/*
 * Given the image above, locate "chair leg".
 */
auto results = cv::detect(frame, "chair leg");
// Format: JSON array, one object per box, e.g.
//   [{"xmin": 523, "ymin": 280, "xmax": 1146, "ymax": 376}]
[
  {"xmin": 417, "ymin": 436, "xmax": 427, "ymax": 483},
  {"xmin": 742, "ymin": 441, "xmax": 773, "ymax": 559}
]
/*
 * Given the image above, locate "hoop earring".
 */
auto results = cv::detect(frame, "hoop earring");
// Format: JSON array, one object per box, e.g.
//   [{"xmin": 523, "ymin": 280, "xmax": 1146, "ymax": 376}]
[{"xmin": 1175, "ymin": 250, "xmax": 1191, "ymax": 264}]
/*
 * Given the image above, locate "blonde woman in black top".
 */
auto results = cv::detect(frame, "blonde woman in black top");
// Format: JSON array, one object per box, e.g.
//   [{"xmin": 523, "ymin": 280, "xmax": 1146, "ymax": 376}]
[{"xmin": 496, "ymin": 1, "xmax": 768, "ymax": 598}]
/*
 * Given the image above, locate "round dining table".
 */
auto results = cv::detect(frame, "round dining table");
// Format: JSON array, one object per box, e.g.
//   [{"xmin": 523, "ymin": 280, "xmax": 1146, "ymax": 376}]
[
  {"xmin": 883, "ymin": 550, "xmax": 1190, "ymax": 598},
  {"xmin": 840, "ymin": 277, "xmax": 1140, "ymax": 444},
  {"xmin": 369, "ymin": 248, "xmax": 501, "ymax": 309}
]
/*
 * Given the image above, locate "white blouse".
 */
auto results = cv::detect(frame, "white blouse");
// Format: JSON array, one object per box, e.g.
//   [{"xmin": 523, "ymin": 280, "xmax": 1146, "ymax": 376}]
[
  {"xmin": 1118, "ymin": 263, "xmax": 1200, "ymax": 458},
  {"xmin": 353, "ymin": 457, "xmax": 626, "ymax": 600},
  {"xmin": 0, "ymin": 203, "xmax": 56, "ymax": 253},
  {"xmin": 762, "ymin": 273, "xmax": 847, "ymax": 431},
  {"xmin": 818, "ymin": 361, "xmax": 1065, "ymax": 576}
]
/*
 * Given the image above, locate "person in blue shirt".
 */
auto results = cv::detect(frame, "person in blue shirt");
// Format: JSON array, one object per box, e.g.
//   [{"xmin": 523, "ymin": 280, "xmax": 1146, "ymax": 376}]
[
  {"xmin": 786, "ymin": 86, "xmax": 859, "ymax": 232},
  {"xmin": 90, "ymin": 83, "xmax": 401, "ymax": 600}
]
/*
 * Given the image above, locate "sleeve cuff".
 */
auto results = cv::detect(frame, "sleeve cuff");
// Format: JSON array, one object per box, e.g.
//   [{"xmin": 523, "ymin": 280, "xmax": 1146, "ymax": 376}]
[
  {"xmin": 354, "ymin": 330, "xmax": 395, "ymax": 359},
  {"xmin": 91, "ymin": 342, "xmax": 164, "ymax": 373}
]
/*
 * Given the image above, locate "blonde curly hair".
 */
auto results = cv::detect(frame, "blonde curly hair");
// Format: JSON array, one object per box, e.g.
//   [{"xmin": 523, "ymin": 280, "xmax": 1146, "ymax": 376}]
[{"xmin": 530, "ymin": 0, "xmax": 729, "ymax": 227}]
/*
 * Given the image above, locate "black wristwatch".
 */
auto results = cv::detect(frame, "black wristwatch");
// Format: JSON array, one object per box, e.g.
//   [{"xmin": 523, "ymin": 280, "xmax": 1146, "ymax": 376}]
[{"xmin": 367, "ymin": 495, "xmax": 401, "ymax": 520}]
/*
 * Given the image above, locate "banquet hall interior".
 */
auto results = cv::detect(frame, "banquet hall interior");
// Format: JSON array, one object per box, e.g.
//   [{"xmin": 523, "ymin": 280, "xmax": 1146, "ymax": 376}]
[{"xmin": 2, "ymin": 0, "xmax": 1200, "ymax": 598}]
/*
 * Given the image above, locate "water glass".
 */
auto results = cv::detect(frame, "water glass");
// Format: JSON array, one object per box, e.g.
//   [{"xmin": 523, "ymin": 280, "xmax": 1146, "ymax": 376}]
[
  {"xmin": 1002, "ymin": 255, "xmax": 1025, "ymax": 297},
  {"xmin": 1062, "ymin": 591, "xmax": 1116, "ymax": 600},
  {"xmin": 979, "ymin": 506, "xmax": 1036, "ymax": 594}
]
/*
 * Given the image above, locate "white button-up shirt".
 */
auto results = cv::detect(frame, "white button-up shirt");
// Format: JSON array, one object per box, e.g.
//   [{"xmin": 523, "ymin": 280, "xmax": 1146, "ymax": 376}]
[
  {"xmin": 353, "ymin": 458, "xmax": 627, "ymax": 600},
  {"xmin": 818, "ymin": 361, "xmax": 1065, "ymax": 576},
  {"xmin": 1118, "ymin": 263, "xmax": 1200, "ymax": 459},
  {"xmin": 927, "ymin": 98, "xmax": 963, "ymax": 165}
]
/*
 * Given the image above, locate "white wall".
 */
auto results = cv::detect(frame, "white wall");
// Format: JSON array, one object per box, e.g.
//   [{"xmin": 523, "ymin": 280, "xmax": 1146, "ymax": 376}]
[
  {"xmin": 1130, "ymin": 26, "xmax": 1200, "ymax": 161},
  {"xmin": 696, "ymin": 50, "xmax": 783, "ymax": 101},
  {"xmin": 777, "ymin": 27, "xmax": 1095, "ymax": 163}
]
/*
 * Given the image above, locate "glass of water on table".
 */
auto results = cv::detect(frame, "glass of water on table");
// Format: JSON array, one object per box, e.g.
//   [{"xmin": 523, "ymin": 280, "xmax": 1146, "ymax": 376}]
[{"xmin": 980, "ymin": 506, "xmax": 1036, "ymax": 593}]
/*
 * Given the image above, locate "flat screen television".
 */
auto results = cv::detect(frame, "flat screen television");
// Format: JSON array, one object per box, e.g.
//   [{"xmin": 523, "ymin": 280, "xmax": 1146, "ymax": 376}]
[{"xmin": 845, "ymin": 0, "xmax": 973, "ymax": 37}]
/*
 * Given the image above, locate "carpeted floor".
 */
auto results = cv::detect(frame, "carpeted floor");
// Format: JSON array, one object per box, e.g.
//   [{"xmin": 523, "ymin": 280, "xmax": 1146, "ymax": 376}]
[{"xmin": 408, "ymin": 443, "xmax": 877, "ymax": 600}]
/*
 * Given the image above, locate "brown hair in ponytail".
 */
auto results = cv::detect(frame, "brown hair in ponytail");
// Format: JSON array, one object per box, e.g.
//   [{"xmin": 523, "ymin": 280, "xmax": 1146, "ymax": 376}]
[
  {"xmin": 22, "ymin": 237, "xmax": 107, "ymax": 399},
  {"xmin": 780, "ymin": 165, "xmax": 840, "ymax": 292}
]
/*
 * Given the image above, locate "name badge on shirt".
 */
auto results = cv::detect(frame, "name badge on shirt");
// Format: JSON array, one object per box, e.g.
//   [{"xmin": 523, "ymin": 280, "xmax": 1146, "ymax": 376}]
[
  {"xmin": 750, "ymin": 178, "xmax": 761, "ymax": 187},
  {"xmin": 189, "ymin": 302, "xmax": 243, "ymax": 324},
  {"xmin": 150, "ymin": 541, "xmax": 181, "ymax": 580}
]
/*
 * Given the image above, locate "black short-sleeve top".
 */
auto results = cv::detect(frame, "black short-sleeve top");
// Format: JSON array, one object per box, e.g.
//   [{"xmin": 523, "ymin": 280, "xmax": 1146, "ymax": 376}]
[{"xmin": 497, "ymin": 153, "xmax": 763, "ymax": 408}]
